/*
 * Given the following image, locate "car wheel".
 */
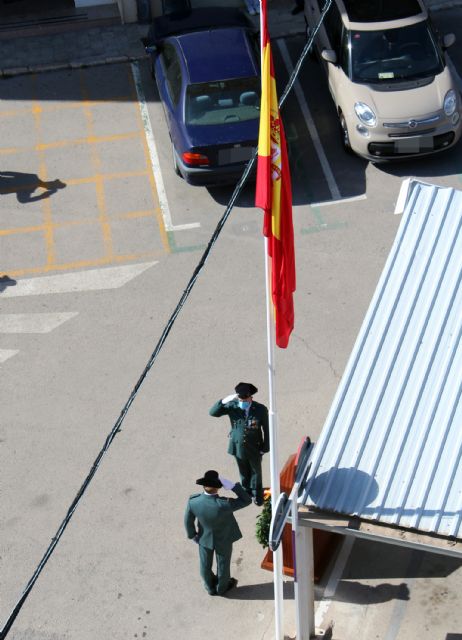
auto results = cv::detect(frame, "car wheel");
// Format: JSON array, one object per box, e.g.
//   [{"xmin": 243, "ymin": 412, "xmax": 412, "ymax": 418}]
[
  {"xmin": 172, "ymin": 143, "xmax": 181, "ymax": 177},
  {"xmin": 339, "ymin": 111, "xmax": 352, "ymax": 153}
]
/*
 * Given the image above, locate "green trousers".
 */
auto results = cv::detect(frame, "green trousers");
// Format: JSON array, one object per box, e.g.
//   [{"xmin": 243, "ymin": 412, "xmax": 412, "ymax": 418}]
[
  {"xmin": 198, "ymin": 544, "xmax": 232, "ymax": 595},
  {"xmin": 235, "ymin": 455, "xmax": 263, "ymax": 501}
]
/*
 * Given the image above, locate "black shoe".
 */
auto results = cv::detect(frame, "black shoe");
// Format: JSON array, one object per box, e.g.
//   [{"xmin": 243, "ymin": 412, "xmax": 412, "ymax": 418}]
[
  {"xmin": 253, "ymin": 497, "xmax": 263, "ymax": 506},
  {"xmin": 207, "ymin": 588, "xmax": 217, "ymax": 596},
  {"xmin": 291, "ymin": 5, "xmax": 303, "ymax": 14},
  {"xmin": 225, "ymin": 577, "xmax": 238, "ymax": 593}
]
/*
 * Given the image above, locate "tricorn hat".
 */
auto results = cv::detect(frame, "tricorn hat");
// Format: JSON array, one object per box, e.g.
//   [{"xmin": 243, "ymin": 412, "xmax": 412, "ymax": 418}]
[
  {"xmin": 235, "ymin": 382, "xmax": 258, "ymax": 398},
  {"xmin": 196, "ymin": 469, "xmax": 222, "ymax": 488}
]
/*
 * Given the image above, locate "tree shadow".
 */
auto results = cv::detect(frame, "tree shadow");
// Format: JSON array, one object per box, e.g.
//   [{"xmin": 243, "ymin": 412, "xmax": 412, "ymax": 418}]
[
  {"xmin": 0, "ymin": 171, "xmax": 66, "ymax": 203},
  {"xmin": 0, "ymin": 275, "xmax": 17, "ymax": 292}
]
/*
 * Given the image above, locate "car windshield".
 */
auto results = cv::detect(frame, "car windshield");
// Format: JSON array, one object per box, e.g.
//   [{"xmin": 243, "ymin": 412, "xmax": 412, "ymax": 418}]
[
  {"xmin": 350, "ymin": 21, "xmax": 443, "ymax": 83},
  {"xmin": 186, "ymin": 78, "xmax": 260, "ymax": 126}
]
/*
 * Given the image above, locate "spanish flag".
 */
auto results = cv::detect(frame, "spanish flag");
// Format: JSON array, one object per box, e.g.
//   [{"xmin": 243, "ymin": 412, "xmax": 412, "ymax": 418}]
[{"xmin": 255, "ymin": 0, "xmax": 295, "ymax": 349}]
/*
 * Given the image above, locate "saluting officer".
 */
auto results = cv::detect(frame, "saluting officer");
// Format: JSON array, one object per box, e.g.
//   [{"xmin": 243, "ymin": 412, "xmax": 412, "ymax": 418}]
[
  {"xmin": 184, "ymin": 470, "xmax": 251, "ymax": 596},
  {"xmin": 209, "ymin": 382, "xmax": 269, "ymax": 506}
]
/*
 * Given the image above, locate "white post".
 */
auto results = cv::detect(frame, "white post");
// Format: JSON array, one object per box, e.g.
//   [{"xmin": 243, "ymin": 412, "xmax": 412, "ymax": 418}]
[
  {"xmin": 293, "ymin": 515, "xmax": 315, "ymax": 640},
  {"xmin": 265, "ymin": 238, "xmax": 285, "ymax": 640}
]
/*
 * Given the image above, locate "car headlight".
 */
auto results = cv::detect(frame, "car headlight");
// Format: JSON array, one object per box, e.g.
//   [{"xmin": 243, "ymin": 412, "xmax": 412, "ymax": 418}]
[
  {"xmin": 443, "ymin": 89, "xmax": 457, "ymax": 116},
  {"xmin": 354, "ymin": 102, "xmax": 377, "ymax": 128}
]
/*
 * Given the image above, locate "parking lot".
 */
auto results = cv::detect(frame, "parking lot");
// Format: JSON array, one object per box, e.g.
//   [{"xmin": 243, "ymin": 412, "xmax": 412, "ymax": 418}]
[{"xmin": 1, "ymin": 11, "xmax": 462, "ymax": 640}]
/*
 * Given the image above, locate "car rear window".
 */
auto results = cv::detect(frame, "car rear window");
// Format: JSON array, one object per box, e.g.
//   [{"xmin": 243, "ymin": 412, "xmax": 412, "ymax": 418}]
[
  {"xmin": 186, "ymin": 78, "xmax": 260, "ymax": 126},
  {"xmin": 343, "ymin": 0, "xmax": 422, "ymax": 22},
  {"xmin": 350, "ymin": 21, "xmax": 443, "ymax": 83}
]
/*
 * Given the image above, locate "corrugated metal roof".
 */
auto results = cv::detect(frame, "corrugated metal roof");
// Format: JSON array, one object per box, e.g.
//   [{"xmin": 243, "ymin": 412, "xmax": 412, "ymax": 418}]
[{"xmin": 301, "ymin": 180, "xmax": 462, "ymax": 540}]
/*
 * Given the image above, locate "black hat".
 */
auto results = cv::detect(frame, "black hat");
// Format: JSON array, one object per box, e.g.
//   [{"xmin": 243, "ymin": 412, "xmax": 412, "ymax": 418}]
[
  {"xmin": 235, "ymin": 382, "xmax": 258, "ymax": 398},
  {"xmin": 196, "ymin": 470, "xmax": 222, "ymax": 488}
]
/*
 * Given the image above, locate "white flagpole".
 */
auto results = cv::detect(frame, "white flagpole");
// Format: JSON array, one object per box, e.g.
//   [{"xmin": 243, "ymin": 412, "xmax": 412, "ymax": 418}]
[
  {"xmin": 265, "ymin": 240, "xmax": 285, "ymax": 640},
  {"xmin": 259, "ymin": 1, "xmax": 284, "ymax": 638}
]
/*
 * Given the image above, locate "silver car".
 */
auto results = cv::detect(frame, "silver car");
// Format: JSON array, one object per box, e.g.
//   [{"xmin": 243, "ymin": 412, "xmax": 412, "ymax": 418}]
[{"xmin": 305, "ymin": 0, "xmax": 462, "ymax": 160}]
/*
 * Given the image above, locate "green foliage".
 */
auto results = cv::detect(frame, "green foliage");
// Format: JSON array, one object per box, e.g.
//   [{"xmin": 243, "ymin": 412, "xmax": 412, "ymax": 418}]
[{"xmin": 255, "ymin": 496, "xmax": 272, "ymax": 548}]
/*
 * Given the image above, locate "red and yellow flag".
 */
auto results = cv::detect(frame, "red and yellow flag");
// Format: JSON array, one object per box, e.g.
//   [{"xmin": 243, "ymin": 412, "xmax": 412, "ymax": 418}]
[{"xmin": 255, "ymin": 0, "xmax": 295, "ymax": 349}]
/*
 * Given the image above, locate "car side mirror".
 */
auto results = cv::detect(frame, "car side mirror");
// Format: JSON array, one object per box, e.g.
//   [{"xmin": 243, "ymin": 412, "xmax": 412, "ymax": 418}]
[
  {"xmin": 321, "ymin": 49, "xmax": 337, "ymax": 64},
  {"xmin": 443, "ymin": 33, "xmax": 456, "ymax": 49}
]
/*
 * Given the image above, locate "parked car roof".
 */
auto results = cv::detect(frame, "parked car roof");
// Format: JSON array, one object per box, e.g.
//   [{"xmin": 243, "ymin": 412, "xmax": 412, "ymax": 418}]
[{"xmin": 176, "ymin": 27, "xmax": 258, "ymax": 84}]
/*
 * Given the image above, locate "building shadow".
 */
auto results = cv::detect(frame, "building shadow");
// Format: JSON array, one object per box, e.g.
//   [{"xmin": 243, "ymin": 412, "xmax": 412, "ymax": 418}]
[
  {"xmin": 446, "ymin": 635, "xmax": 462, "ymax": 640},
  {"xmin": 0, "ymin": 275, "xmax": 17, "ymax": 292},
  {"xmin": 344, "ymin": 539, "xmax": 462, "ymax": 581},
  {"xmin": 0, "ymin": 172, "xmax": 66, "ymax": 203}
]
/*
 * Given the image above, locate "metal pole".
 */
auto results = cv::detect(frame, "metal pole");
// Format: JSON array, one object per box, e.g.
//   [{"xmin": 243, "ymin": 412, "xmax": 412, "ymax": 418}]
[
  {"xmin": 292, "ymin": 501, "xmax": 315, "ymax": 640},
  {"xmin": 264, "ymin": 237, "xmax": 284, "ymax": 640}
]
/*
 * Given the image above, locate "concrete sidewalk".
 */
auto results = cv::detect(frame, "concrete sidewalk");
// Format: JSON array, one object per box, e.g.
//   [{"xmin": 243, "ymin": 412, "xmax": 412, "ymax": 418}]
[{"xmin": 0, "ymin": 0, "xmax": 305, "ymax": 78}]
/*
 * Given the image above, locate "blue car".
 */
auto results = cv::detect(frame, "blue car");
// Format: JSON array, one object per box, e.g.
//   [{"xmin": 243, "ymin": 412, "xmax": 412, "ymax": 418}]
[{"xmin": 145, "ymin": 8, "xmax": 260, "ymax": 186}]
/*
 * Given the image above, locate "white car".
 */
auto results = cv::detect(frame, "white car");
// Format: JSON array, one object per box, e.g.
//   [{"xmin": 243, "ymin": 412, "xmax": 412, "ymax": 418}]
[{"xmin": 305, "ymin": 0, "xmax": 462, "ymax": 160}]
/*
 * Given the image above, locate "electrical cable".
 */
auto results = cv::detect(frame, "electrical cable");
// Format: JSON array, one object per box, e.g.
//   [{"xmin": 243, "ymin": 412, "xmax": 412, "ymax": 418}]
[{"xmin": 0, "ymin": 3, "xmax": 331, "ymax": 636}]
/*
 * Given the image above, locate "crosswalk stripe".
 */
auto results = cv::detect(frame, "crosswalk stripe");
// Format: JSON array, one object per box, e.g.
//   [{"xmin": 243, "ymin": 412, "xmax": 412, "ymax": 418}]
[
  {"xmin": 0, "ymin": 312, "xmax": 78, "ymax": 333},
  {"xmin": 1, "ymin": 261, "xmax": 157, "ymax": 297}
]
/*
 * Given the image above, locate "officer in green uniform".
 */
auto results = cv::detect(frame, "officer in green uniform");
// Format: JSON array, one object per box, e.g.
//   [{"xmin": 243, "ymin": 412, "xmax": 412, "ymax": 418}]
[
  {"xmin": 209, "ymin": 382, "xmax": 269, "ymax": 506},
  {"xmin": 184, "ymin": 470, "xmax": 251, "ymax": 596}
]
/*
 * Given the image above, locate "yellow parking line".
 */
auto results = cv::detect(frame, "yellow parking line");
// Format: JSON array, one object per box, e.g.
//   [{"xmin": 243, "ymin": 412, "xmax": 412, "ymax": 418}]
[
  {"xmin": 36, "ymin": 131, "xmax": 141, "ymax": 151},
  {"xmin": 31, "ymin": 96, "xmax": 56, "ymax": 266},
  {"xmin": 5, "ymin": 251, "xmax": 161, "ymax": 278},
  {"xmin": 79, "ymin": 70, "xmax": 114, "ymax": 261},
  {"xmin": 0, "ymin": 97, "xmax": 136, "ymax": 120},
  {"xmin": 0, "ymin": 171, "xmax": 149, "ymax": 194},
  {"xmin": 0, "ymin": 224, "xmax": 46, "ymax": 236},
  {"xmin": 0, "ymin": 210, "xmax": 154, "ymax": 237},
  {"xmin": 129, "ymin": 66, "xmax": 170, "ymax": 253},
  {"xmin": 116, "ymin": 210, "xmax": 154, "ymax": 220},
  {"xmin": 66, "ymin": 170, "xmax": 149, "ymax": 185}
]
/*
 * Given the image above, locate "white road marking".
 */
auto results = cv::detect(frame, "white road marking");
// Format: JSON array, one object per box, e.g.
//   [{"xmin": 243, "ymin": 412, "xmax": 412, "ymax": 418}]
[
  {"xmin": 277, "ymin": 39, "xmax": 342, "ymax": 201},
  {"xmin": 131, "ymin": 62, "xmax": 200, "ymax": 232},
  {"xmin": 311, "ymin": 193, "xmax": 367, "ymax": 207},
  {"xmin": 1, "ymin": 262, "xmax": 157, "ymax": 297},
  {"xmin": 0, "ymin": 349, "xmax": 19, "ymax": 363},
  {"xmin": 315, "ymin": 535, "xmax": 354, "ymax": 629},
  {"xmin": 0, "ymin": 312, "xmax": 77, "ymax": 333}
]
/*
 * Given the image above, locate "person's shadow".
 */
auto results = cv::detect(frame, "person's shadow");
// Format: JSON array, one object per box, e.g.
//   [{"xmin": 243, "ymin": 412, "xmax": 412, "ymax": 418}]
[{"xmin": 0, "ymin": 171, "xmax": 66, "ymax": 203}]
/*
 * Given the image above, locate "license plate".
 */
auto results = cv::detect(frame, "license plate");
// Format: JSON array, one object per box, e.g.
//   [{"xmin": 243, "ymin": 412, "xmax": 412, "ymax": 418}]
[
  {"xmin": 394, "ymin": 137, "xmax": 434, "ymax": 154},
  {"xmin": 218, "ymin": 147, "xmax": 253, "ymax": 165}
]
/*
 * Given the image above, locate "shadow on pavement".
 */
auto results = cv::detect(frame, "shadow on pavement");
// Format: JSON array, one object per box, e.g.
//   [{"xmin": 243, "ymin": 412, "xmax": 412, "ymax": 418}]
[
  {"xmin": 334, "ymin": 580, "xmax": 409, "ymax": 604},
  {"xmin": 0, "ymin": 275, "xmax": 17, "ymax": 292},
  {"xmin": 225, "ymin": 579, "xmax": 295, "ymax": 600},
  {"xmin": 0, "ymin": 171, "xmax": 66, "ymax": 202},
  {"xmin": 344, "ymin": 539, "xmax": 462, "ymax": 581}
]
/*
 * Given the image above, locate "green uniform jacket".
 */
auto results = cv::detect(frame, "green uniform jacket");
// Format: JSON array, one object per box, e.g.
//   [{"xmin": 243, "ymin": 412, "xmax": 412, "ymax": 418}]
[
  {"xmin": 184, "ymin": 483, "xmax": 252, "ymax": 554},
  {"xmin": 209, "ymin": 399, "xmax": 270, "ymax": 459}
]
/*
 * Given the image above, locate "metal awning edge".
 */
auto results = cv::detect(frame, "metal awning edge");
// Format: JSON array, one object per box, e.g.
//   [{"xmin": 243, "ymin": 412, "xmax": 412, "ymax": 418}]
[{"xmin": 297, "ymin": 506, "xmax": 462, "ymax": 559}]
